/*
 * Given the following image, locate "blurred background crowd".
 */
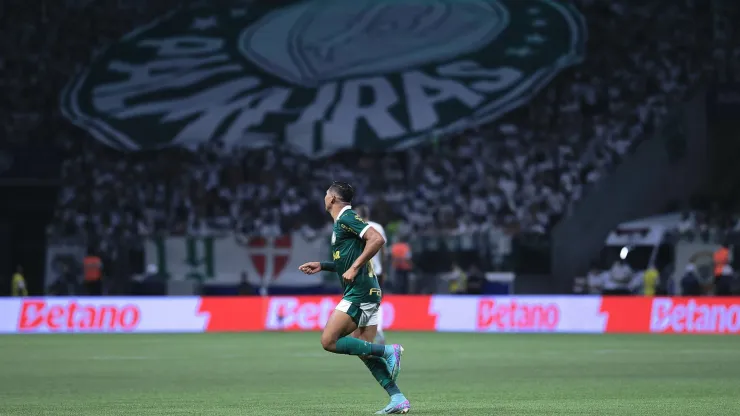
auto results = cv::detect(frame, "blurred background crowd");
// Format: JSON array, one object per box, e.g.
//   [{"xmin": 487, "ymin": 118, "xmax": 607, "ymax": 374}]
[
  {"xmin": 7, "ymin": 0, "xmax": 712, "ymax": 242},
  {"xmin": 2, "ymin": 0, "xmax": 740, "ymax": 296}
]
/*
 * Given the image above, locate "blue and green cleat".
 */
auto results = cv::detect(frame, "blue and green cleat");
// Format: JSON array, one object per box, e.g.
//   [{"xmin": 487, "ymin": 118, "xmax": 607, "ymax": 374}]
[
  {"xmin": 375, "ymin": 394, "xmax": 410, "ymax": 414},
  {"xmin": 383, "ymin": 344, "xmax": 404, "ymax": 382}
]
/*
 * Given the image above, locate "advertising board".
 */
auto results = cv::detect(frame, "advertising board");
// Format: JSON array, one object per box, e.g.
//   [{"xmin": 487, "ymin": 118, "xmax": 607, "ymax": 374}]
[{"xmin": 1, "ymin": 296, "xmax": 738, "ymax": 334}]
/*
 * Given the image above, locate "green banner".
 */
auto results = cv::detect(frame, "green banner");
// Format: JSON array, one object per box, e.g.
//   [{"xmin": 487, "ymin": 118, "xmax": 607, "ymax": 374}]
[{"xmin": 62, "ymin": 0, "xmax": 586, "ymax": 157}]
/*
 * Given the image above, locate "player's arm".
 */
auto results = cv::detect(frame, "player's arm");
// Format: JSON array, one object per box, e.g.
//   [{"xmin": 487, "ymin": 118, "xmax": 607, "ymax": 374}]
[
  {"xmin": 12, "ymin": 276, "xmax": 27, "ymax": 297},
  {"xmin": 299, "ymin": 261, "xmax": 331, "ymax": 274},
  {"xmin": 335, "ymin": 214, "xmax": 386, "ymax": 274},
  {"xmin": 349, "ymin": 227, "xmax": 385, "ymax": 274},
  {"xmin": 319, "ymin": 261, "xmax": 336, "ymax": 272}
]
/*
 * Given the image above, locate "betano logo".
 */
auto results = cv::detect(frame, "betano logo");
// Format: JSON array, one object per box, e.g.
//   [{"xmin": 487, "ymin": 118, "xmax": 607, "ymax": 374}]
[
  {"xmin": 265, "ymin": 297, "xmax": 338, "ymax": 330},
  {"xmin": 476, "ymin": 298, "xmax": 560, "ymax": 331},
  {"xmin": 61, "ymin": 0, "xmax": 586, "ymax": 157},
  {"xmin": 19, "ymin": 300, "xmax": 141, "ymax": 332},
  {"xmin": 650, "ymin": 298, "xmax": 740, "ymax": 334}
]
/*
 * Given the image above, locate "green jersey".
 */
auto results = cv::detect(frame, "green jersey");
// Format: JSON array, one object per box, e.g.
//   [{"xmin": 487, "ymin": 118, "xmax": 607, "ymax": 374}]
[{"xmin": 330, "ymin": 206, "xmax": 382, "ymax": 304}]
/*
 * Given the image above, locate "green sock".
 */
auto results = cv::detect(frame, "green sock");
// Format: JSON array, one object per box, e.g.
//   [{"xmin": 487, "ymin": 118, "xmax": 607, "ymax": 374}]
[
  {"xmin": 363, "ymin": 357, "xmax": 402, "ymax": 396},
  {"xmin": 334, "ymin": 336, "xmax": 385, "ymax": 357}
]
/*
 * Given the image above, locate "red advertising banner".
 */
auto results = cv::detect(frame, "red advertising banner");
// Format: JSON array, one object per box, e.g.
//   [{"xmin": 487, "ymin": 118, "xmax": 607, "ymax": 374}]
[{"xmin": 0, "ymin": 296, "xmax": 738, "ymax": 334}]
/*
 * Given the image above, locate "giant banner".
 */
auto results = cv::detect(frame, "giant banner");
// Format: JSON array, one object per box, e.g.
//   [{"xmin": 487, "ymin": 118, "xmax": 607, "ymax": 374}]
[
  {"xmin": 145, "ymin": 233, "xmax": 326, "ymax": 286},
  {"xmin": 61, "ymin": 0, "xmax": 586, "ymax": 157},
  {"xmin": 1, "ymin": 296, "xmax": 738, "ymax": 334}
]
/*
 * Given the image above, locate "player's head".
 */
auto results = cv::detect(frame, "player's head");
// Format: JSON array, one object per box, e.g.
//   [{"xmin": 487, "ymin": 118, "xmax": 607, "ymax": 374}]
[
  {"xmin": 325, "ymin": 181, "xmax": 354, "ymax": 212},
  {"xmin": 355, "ymin": 205, "xmax": 370, "ymax": 221}
]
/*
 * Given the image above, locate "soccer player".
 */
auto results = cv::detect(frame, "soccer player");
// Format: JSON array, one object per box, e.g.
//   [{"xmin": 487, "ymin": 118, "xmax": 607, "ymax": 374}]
[
  {"xmin": 298, "ymin": 182, "xmax": 410, "ymax": 414},
  {"xmin": 355, "ymin": 205, "xmax": 388, "ymax": 345}
]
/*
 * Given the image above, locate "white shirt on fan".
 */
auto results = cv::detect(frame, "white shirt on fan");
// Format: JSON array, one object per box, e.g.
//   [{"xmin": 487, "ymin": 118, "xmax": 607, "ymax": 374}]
[{"xmin": 367, "ymin": 221, "xmax": 387, "ymax": 276}]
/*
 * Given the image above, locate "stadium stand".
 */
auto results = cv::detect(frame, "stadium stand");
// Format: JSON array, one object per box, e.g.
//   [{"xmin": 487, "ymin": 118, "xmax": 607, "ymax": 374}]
[{"xmin": 0, "ymin": 0, "xmax": 721, "ymax": 271}]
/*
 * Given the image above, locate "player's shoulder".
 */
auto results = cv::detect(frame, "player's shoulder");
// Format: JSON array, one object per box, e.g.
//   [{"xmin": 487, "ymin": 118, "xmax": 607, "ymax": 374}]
[{"xmin": 339, "ymin": 209, "xmax": 366, "ymax": 224}]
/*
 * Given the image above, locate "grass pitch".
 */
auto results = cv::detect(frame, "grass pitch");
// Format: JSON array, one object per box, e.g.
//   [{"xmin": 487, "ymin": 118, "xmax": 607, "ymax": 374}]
[{"xmin": 1, "ymin": 332, "xmax": 739, "ymax": 415}]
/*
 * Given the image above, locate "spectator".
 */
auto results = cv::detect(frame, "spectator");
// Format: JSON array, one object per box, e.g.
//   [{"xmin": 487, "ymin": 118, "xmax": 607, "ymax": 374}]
[
  {"xmin": 586, "ymin": 263, "xmax": 605, "ymax": 294},
  {"xmin": 642, "ymin": 265, "xmax": 659, "ymax": 296},
  {"xmin": 715, "ymin": 264, "xmax": 735, "ymax": 296},
  {"xmin": 48, "ymin": 263, "xmax": 79, "ymax": 296},
  {"xmin": 713, "ymin": 244, "xmax": 731, "ymax": 279},
  {"xmin": 572, "ymin": 276, "xmax": 588, "ymax": 294},
  {"xmin": 390, "ymin": 237, "xmax": 413, "ymax": 294},
  {"xmin": 447, "ymin": 263, "xmax": 467, "ymax": 295},
  {"xmin": 681, "ymin": 263, "xmax": 704, "ymax": 296},
  {"xmin": 465, "ymin": 264, "xmax": 485, "ymax": 295},
  {"xmin": 83, "ymin": 252, "xmax": 103, "ymax": 295},
  {"xmin": 11, "ymin": 266, "xmax": 28, "ymax": 297}
]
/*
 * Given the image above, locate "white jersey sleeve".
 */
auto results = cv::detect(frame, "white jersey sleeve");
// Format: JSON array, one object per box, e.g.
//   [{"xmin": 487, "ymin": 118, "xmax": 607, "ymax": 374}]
[{"xmin": 368, "ymin": 221, "xmax": 387, "ymax": 276}]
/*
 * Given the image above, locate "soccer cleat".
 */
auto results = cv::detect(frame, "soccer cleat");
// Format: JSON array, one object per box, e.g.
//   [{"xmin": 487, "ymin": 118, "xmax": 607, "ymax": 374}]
[
  {"xmin": 375, "ymin": 394, "xmax": 410, "ymax": 414},
  {"xmin": 384, "ymin": 344, "xmax": 404, "ymax": 382}
]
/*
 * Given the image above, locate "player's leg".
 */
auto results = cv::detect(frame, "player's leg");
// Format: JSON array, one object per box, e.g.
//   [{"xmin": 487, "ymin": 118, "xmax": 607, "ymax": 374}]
[
  {"xmin": 320, "ymin": 299, "xmax": 387, "ymax": 357},
  {"xmin": 353, "ymin": 326, "xmax": 400, "ymax": 394},
  {"xmin": 356, "ymin": 302, "xmax": 403, "ymax": 381},
  {"xmin": 374, "ymin": 278, "xmax": 386, "ymax": 344},
  {"xmin": 355, "ymin": 304, "xmax": 410, "ymax": 414}
]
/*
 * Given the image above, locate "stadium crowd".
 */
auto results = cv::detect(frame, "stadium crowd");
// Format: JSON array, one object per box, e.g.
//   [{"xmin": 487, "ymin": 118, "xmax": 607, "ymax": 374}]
[{"xmin": 1, "ymin": 0, "xmax": 720, "ymax": 261}]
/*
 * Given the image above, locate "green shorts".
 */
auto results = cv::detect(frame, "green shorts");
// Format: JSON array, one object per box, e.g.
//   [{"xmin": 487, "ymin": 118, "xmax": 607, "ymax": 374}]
[{"xmin": 335, "ymin": 299, "xmax": 380, "ymax": 327}]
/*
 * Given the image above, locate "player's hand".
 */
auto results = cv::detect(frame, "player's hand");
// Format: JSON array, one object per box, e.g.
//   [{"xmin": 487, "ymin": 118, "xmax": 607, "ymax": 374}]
[
  {"xmin": 342, "ymin": 266, "xmax": 359, "ymax": 282},
  {"xmin": 298, "ymin": 262, "xmax": 321, "ymax": 275}
]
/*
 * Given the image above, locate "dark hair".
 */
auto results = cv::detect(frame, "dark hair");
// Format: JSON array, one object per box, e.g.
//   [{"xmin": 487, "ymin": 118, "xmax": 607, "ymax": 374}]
[
  {"xmin": 355, "ymin": 205, "xmax": 370, "ymax": 219},
  {"xmin": 329, "ymin": 181, "xmax": 354, "ymax": 203}
]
